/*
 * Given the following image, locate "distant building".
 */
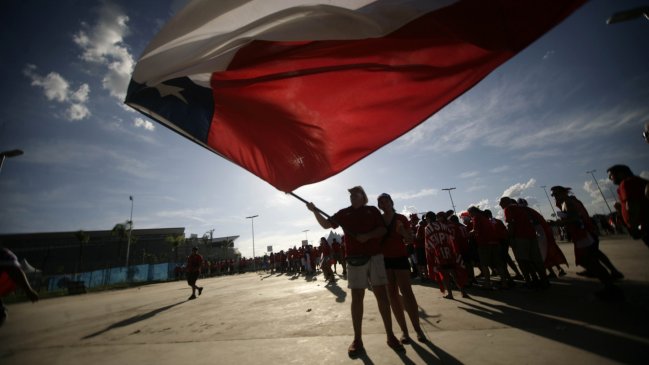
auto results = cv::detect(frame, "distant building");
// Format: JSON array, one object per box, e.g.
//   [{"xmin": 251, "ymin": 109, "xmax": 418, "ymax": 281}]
[{"xmin": 0, "ymin": 228, "xmax": 239, "ymax": 275}]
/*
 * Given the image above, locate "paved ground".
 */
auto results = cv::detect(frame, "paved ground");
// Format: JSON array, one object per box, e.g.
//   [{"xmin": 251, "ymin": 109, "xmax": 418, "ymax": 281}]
[{"xmin": 1, "ymin": 235, "xmax": 649, "ymax": 365}]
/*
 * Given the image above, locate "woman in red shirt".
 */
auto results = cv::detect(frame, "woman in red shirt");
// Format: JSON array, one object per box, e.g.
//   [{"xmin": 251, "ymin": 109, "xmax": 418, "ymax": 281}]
[{"xmin": 378, "ymin": 193, "xmax": 426, "ymax": 343}]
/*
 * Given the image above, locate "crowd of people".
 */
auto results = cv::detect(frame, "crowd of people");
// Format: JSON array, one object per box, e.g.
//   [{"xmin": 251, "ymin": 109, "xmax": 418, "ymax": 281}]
[{"xmin": 301, "ymin": 165, "xmax": 648, "ymax": 357}]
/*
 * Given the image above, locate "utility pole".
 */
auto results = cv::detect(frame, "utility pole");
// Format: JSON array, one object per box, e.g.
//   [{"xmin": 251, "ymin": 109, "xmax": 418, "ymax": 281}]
[
  {"xmin": 441, "ymin": 187, "xmax": 457, "ymax": 214},
  {"xmin": 540, "ymin": 185, "xmax": 558, "ymax": 218},
  {"xmin": 586, "ymin": 170, "xmax": 613, "ymax": 214},
  {"xmin": 246, "ymin": 215, "xmax": 259, "ymax": 271},
  {"xmin": 126, "ymin": 195, "xmax": 134, "ymax": 268}
]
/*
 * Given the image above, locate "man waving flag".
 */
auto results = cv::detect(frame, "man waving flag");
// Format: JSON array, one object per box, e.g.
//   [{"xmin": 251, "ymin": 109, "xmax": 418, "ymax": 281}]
[{"xmin": 125, "ymin": 0, "xmax": 585, "ymax": 192}]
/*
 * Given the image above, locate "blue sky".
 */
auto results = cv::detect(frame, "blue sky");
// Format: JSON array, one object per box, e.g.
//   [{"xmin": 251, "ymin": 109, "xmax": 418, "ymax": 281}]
[{"xmin": 1, "ymin": 0, "xmax": 648, "ymax": 259}]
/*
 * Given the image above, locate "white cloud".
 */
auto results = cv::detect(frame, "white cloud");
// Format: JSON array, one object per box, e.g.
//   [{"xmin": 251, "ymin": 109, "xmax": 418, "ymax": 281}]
[
  {"xmin": 389, "ymin": 188, "xmax": 438, "ymax": 200},
  {"xmin": 459, "ymin": 171, "xmax": 479, "ymax": 179},
  {"xmin": 134, "ymin": 117, "xmax": 155, "ymax": 131},
  {"xmin": 71, "ymin": 83, "xmax": 90, "ymax": 103},
  {"xmin": 502, "ymin": 178, "xmax": 536, "ymax": 198},
  {"xmin": 467, "ymin": 198, "xmax": 492, "ymax": 212},
  {"xmin": 67, "ymin": 104, "xmax": 91, "ymax": 120},
  {"xmin": 542, "ymin": 50, "xmax": 555, "ymax": 60},
  {"xmin": 583, "ymin": 178, "xmax": 616, "ymax": 204},
  {"xmin": 73, "ymin": 2, "xmax": 134, "ymax": 101},
  {"xmin": 23, "ymin": 64, "xmax": 91, "ymax": 121},
  {"xmin": 23, "ymin": 65, "xmax": 69, "ymax": 102},
  {"xmin": 490, "ymin": 165, "xmax": 510, "ymax": 173}
]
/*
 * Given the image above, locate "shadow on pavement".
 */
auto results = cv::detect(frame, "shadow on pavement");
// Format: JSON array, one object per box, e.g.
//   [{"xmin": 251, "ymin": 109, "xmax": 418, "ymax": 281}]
[
  {"xmin": 455, "ymin": 277, "xmax": 649, "ymax": 364},
  {"xmin": 81, "ymin": 301, "xmax": 185, "ymax": 339},
  {"xmin": 324, "ymin": 281, "xmax": 347, "ymax": 303}
]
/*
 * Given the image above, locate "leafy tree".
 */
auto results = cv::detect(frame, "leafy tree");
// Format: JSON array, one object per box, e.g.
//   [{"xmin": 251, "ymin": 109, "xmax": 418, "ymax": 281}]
[
  {"xmin": 74, "ymin": 230, "xmax": 90, "ymax": 278},
  {"xmin": 165, "ymin": 234, "xmax": 186, "ymax": 263}
]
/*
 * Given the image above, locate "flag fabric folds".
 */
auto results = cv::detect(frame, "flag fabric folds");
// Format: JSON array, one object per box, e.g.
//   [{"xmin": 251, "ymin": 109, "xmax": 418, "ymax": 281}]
[{"xmin": 125, "ymin": 0, "xmax": 585, "ymax": 192}]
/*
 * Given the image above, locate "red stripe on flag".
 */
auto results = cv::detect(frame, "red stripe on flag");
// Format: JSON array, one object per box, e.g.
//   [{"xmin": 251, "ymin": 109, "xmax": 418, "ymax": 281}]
[{"xmin": 207, "ymin": 0, "xmax": 584, "ymax": 192}]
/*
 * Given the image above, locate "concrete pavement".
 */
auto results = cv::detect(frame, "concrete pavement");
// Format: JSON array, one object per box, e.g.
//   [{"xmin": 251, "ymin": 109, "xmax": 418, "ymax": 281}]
[{"xmin": 1, "ymin": 235, "xmax": 649, "ymax": 364}]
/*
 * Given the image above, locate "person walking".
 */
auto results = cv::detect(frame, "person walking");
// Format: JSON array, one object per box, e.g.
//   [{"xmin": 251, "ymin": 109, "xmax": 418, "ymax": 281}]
[{"xmin": 186, "ymin": 247, "xmax": 204, "ymax": 300}]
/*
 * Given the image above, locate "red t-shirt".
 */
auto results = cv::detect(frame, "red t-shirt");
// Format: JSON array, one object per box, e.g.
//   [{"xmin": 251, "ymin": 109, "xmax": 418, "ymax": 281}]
[
  {"xmin": 503, "ymin": 205, "xmax": 536, "ymax": 239},
  {"xmin": 471, "ymin": 214, "xmax": 498, "ymax": 245},
  {"xmin": 331, "ymin": 205, "xmax": 384, "ymax": 256},
  {"xmin": 618, "ymin": 176, "xmax": 649, "ymax": 228},
  {"xmin": 186, "ymin": 253, "xmax": 203, "ymax": 273},
  {"xmin": 382, "ymin": 213, "xmax": 410, "ymax": 258}
]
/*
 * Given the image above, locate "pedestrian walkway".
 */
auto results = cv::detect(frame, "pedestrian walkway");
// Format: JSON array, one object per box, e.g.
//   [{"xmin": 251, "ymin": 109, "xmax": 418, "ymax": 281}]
[{"xmin": 1, "ymin": 236, "xmax": 648, "ymax": 364}]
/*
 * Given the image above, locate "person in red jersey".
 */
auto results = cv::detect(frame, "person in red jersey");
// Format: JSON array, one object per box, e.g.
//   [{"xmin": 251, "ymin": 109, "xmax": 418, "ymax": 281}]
[
  {"xmin": 468, "ymin": 206, "xmax": 512, "ymax": 290},
  {"xmin": 485, "ymin": 209, "xmax": 523, "ymax": 280},
  {"xmin": 608, "ymin": 164, "xmax": 649, "ymax": 248},
  {"xmin": 319, "ymin": 237, "xmax": 335, "ymax": 282},
  {"xmin": 186, "ymin": 247, "xmax": 204, "ymax": 300},
  {"xmin": 551, "ymin": 186, "xmax": 623, "ymax": 300},
  {"xmin": 0, "ymin": 247, "xmax": 39, "ymax": 326},
  {"xmin": 414, "ymin": 216, "xmax": 429, "ymax": 281},
  {"xmin": 425, "ymin": 212, "xmax": 468, "ymax": 299},
  {"xmin": 448, "ymin": 214, "xmax": 476, "ymax": 285},
  {"xmin": 499, "ymin": 198, "xmax": 549, "ymax": 289},
  {"xmin": 377, "ymin": 193, "xmax": 426, "ymax": 343},
  {"xmin": 306, "ymin": 186, "xmax": 404, "ymax": 356}
]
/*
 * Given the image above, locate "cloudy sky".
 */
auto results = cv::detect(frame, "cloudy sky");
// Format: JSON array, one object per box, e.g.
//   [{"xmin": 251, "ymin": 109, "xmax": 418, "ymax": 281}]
[{"xmin": 1, "ymin": 0, "xmax": 648, "ymax": 259}]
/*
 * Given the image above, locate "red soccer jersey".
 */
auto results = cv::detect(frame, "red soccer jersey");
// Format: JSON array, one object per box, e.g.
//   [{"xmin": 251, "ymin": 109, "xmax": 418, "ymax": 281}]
[
  {"xmin": 382, "ymin": 213, "xmax": 410, "ymax": 258},
  {"xmin": 503, "ymin": 205, "xmax": 536, "ymax": 239},
  {"xmin": 331, "ymin": 205, "xmax": 384, "ymax": 256},
  {"xmin": 424, "ymin": 221, "xmax": 457, "ymax": 266}
]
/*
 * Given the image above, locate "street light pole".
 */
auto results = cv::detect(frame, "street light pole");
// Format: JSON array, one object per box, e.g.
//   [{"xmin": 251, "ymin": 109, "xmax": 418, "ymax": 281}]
[
  {"xmin": 126, "ymin": 195, "xmax": 134, "ymax": 268},
  {"xmin": 0, "ymin": 149, "xmax": 24, "ymax": 175},
  {"xmin": 540, "ymin": 185, "xmax": 558, "ymax": 219},
  {"xmin": 246, "ymin": 215, "xmax": 259, "ymax": 271},
  {"xmin": 586, "ymin": 170, "xmax": 613, "ymax": 214},
  {"xmin": 441, "ymin": 187, "xmax": 457, "ymax": 214}
]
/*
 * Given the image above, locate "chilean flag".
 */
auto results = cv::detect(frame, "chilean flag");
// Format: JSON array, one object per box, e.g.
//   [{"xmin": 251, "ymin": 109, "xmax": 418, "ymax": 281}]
[{"xmin": 125, "ymin": 0, "xmax": 585, "ymax": 192}]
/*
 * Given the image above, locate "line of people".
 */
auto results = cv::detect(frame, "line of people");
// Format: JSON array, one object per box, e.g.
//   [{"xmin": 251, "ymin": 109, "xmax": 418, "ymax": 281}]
[{"xmin": 304, "ymin": 182, "xmax": 633, "ymax": 358}]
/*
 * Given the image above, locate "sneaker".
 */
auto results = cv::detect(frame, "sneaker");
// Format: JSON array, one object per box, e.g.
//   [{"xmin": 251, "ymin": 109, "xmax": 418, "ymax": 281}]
[
  {"xmin": 387, "ymin": 335, "xmax": 406, "ymax": 353},
  {"xmin": 188, "ymin": 294, "xmax": 197, "ymax": 300},
  {"xmin": 348, "ymin": 339, "xmax": 364, "ymax": 357},
  {"xmin": 198, "ymin": 287, "xmax": 203, "ymax": 296},
  {"xmin": 443, "ymin": 294, "xmax": 454, "ymax": 300},
  {"xmin": 400, "ymin": 335, "xmax": 412, "ymax": 345}
]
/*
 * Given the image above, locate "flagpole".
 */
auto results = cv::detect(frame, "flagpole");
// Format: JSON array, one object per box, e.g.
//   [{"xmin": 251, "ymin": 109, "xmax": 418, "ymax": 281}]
[{"xmin": 289, "ymin": 192, "xmax": 332, "ymax": 219}]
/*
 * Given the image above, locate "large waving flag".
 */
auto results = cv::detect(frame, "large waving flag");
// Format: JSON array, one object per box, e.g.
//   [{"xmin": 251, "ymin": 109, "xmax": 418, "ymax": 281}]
[{"xmin": 125, "ymin": 0, "xmax": 585, "ymax": 192}]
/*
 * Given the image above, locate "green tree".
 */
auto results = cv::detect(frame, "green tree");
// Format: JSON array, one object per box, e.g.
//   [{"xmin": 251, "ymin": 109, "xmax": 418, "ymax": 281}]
[
  {"xmin": 165, "ymin": 234, "xmax": 186, "ymax": 263},
  {"xmin": 74, "ymin": 230, "xmax": 90, "ymax": 278},
  {"xmin": 112, "ymin": 222, "xmax": 129, "ymax": 265}
]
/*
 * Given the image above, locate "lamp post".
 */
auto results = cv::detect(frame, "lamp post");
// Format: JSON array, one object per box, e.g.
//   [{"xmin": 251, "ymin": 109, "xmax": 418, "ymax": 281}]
[
  {"xmin": 586, "ymin": 170, "xmax": 613, "ymax": 214},
  {"xmin": 126, "ymin": 195, "xmax": 134, "ymax": 268},
  {"xmin": 441, "ymin": 187, "xmax": 457, "ymax": 214},
  {"xmin": 246, "ymin": 215, "xmax": 259, "ymax": 271},
  {"xmin": 0, "ymin": 149, "xmax": 24, "ymax": 175},
  {"xmin": 540, "ymin": 185, "xmax": 558, "ymax": 219}
]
